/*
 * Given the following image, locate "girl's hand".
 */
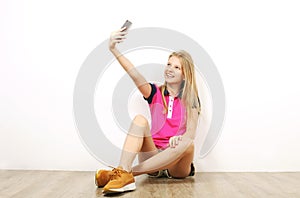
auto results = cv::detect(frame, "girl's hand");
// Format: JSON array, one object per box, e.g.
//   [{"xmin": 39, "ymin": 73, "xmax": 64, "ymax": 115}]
[
  {"xmin": 109, "ymin": 27, "xmax": 128, "ymax": 50},
  {"xmin": 169, "ymin": 135, "xmax": 183, "ymax": 148}
]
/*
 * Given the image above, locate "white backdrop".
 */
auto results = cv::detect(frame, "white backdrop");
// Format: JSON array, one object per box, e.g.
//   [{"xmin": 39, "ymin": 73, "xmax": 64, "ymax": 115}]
[{"xmin": 1, "ymin": 0, "xmax": 300, "ymax": 172}]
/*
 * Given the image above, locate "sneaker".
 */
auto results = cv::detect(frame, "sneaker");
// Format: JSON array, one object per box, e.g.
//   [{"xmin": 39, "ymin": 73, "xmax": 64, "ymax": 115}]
[
  {"xmin": 102, "ymin": 167, "xmax": 136, "ymax": 194},
  {"xmin": 164, "ymin": 162, "xmax": 195, "ymax": 178},
  {"xmin": 163, "ymin": 169, "xmax": 172, "ymax": 178},
  {"xmin": 189, "ymin": 163, "xmax": 195, "ymax": 176},
  {"xmin": 95, "ymin": 169, "xmax": 114, "ymax": 187}
]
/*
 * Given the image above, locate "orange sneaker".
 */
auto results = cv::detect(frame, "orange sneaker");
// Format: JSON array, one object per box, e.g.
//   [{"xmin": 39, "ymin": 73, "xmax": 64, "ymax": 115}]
[
  {"xmin": 102, "ymin": 167, "xmax": 136, "ymax": 194},
  {"xmin": 95, "ymin": 169, "xmax": 114, "ymax": 187}
]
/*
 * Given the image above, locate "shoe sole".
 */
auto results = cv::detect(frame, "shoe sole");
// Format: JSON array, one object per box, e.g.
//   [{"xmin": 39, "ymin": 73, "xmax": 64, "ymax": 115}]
[{"xmin": 102, "ymin": 183, "xmax": 136, "ymax": 194}]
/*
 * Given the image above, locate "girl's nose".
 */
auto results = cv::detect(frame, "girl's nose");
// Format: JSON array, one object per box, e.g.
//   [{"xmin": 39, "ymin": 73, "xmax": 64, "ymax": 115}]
[{"xmin": 166, "ymin": 66, "xmax": 173, "ymax": 72}]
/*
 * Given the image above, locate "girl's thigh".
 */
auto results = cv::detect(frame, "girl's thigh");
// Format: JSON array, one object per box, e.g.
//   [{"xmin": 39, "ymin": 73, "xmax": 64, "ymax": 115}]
[
  {"xmin": 138, "ymin": 136, "xmax": 159, "ymax": 163},
  {"xmin": 167, "ymin": 143, "xmax": 194, "ymax": 178}
]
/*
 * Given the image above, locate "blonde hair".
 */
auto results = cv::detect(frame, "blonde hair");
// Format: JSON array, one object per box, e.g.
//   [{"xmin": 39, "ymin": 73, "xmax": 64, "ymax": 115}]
[{"xmin": 160, "ymin": 50, "xmax": 201, "ymax": 120}]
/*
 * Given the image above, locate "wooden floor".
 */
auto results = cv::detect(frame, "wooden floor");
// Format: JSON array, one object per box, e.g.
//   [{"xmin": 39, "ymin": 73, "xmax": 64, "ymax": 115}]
[{"xmin": 0, "ymin": 170, "xmax": 299, "ymax": 198}]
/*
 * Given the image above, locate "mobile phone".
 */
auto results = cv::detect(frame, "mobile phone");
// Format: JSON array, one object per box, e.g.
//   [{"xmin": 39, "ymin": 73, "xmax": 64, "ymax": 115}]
[{"xmin": 121, "ymin": 20, "xmax": 132, "ymax": 31}]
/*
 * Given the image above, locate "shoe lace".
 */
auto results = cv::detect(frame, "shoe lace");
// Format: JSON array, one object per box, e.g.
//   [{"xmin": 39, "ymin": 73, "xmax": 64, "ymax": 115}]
[{"xmin": 111, "ymin": 167, "xmax": 125, "ymax": 180}]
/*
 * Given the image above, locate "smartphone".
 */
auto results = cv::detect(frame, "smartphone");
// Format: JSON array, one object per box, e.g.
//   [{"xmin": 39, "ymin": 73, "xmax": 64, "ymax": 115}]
[{"xmin": 121, "ymin": 20, "xmax": 132, "ymax": 31}]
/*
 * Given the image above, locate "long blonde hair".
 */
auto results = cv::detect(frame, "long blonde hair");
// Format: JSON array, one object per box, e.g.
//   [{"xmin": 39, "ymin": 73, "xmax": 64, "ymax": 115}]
[{"xmin": 160, "ymin": 50, "xmax": 201, "ymax": 121}]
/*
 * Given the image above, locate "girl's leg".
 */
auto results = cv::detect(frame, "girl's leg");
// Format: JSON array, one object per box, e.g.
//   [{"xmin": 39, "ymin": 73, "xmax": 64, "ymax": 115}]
[
  {"xmin": 166, "ymin": 143, "xmax": 194, "ymax": 178},
  {"xmin": 132, "ymin": 136, "xmax": 194, "ymax": 176},
  {"xmin": 119, "ymin": 115, "xmax": 158, "ymax": 172},
  {"xmin": 100, "ymin": 115, "xmax": 157, "ymax": 193}
]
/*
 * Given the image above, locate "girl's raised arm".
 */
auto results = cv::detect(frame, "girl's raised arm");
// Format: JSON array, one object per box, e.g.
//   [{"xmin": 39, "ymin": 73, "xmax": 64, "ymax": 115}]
[{"xmin": 109, "ymin": 27, "xmax": 151, "ymax": 98}]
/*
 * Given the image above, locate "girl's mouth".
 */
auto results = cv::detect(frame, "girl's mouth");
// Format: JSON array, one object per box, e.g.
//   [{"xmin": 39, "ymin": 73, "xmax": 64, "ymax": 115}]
[{"xmin": 166, "ymin": 73, "xmax": 174, "ymax": 78}]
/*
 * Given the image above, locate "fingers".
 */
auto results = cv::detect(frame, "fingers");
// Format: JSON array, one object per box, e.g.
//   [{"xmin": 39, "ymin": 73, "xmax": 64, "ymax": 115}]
[
  {"xmin": 178, "ymin": 135, "xmax": 182, "ymax": 141},
  {"xmin": 169, "ymin": 137, "xmax": 173, "ymax": 148},
  {"xmin": 111, "ymin": 37, "xmax": 126, "ymax": 44},
  {"xmin": 108, "ymin": 28, "xmax": 129, "ymax": 49},
  {"xmin": 110, "ymin": 32, "xmax": 127, "ymax": 40},
  {"xmin": 113, "ymin": 28, "xmax": 128, "ymax": 37},
  {"xmin": 169, "ymin": 135, "xmax": 183, "ymax": 148},
  {"xmin": 110, "ymin": 30, "xmax": 128, "ymax": 43},
  {"xmin": 115, "ymin": 35, "xmax": 127, "ymax": 40},
  {"xmin": 120, "ymin": 26, "xmax": 127, "ymax": 32}
]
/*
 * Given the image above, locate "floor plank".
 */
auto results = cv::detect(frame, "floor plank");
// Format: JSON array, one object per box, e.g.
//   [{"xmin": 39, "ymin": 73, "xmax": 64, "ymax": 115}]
[{"xmin": 0, "ymin": 170, "xmax": 299, "ymax": 198}]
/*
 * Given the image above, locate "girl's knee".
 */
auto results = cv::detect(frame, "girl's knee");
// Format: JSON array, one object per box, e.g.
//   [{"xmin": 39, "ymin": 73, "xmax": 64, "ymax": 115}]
[{"xmin": 133, "ymin": 114, "xmax": 149, "ymax": 127}]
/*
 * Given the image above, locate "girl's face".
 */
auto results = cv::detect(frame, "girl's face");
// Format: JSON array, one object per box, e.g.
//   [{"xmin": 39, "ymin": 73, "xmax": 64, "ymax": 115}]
[{"xmin": 164, "ymin": 56, "xmax": 184, "ymax": 85}]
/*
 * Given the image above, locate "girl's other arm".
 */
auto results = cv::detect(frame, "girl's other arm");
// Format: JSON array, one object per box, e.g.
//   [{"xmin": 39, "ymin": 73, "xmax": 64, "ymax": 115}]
[{"xmin": 183, "ymin": 108, "xmax": 199, "ymax": 140}]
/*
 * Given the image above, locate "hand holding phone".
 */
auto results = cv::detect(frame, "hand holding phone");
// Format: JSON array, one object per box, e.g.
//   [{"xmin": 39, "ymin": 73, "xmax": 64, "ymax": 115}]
[{"xmin": 109, "ymin": 20, "xmax": 132, "ymax": 50}]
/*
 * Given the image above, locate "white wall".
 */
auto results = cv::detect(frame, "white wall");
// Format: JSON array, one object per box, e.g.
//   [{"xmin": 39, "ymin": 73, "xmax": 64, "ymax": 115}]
[{"xmin": 1, "ymin": 0, "xmax": 300, "ymax": 172}]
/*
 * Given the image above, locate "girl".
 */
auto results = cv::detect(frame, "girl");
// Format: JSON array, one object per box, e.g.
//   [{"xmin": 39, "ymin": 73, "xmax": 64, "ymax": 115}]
[{"xmin": 95, "ymin": 26, "xmax": 201, "ymax": 194}]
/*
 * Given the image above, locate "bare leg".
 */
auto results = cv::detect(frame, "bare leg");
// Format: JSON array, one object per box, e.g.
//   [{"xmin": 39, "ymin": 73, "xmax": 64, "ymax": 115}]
[
  {"xmin": 119, "ymin": 115, "xmax": 158, "ymax": 172},
  {"xmin": 132, "ymin": 137, "xmax": 194, "ymax": 176},
  {"xmin": 167, "ymin": 143, "xmax": 194, "ymax": 178},
  {"xmin": 118, "ymin": 114, "xmax": 194, "ymax": 178}
]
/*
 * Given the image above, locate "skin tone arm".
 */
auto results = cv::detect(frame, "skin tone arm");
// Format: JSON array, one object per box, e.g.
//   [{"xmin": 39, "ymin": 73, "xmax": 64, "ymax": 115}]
[
  {"xmin": 109, "ymin": 27, "xmax": 151, "ymax": 98},
  {"xmin": 184, "ymin": 108, "xmax": 199, "ymax": 139}
]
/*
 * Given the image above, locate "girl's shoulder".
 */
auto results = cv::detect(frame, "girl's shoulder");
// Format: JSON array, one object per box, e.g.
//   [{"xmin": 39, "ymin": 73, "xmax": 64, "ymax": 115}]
[
  {"xmin": 144, "ymin": 83, "xmax": 157, "ymax": 104},
  {"xmin": 143, "ymin": 83, "xmax": 165, "ymax": 104}
]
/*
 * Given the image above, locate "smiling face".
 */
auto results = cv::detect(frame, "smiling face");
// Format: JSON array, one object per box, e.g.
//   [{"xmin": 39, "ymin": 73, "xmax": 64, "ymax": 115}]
[{"xmin": 164, "ymin": 56, "xmax": 185, "ymax": 85}]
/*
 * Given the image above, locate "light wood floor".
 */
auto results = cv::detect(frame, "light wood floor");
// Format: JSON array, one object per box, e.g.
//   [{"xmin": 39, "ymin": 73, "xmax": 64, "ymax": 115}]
[{"xmin": 0, "ymin": 170, "xmax": 299, "ymax": 198}]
